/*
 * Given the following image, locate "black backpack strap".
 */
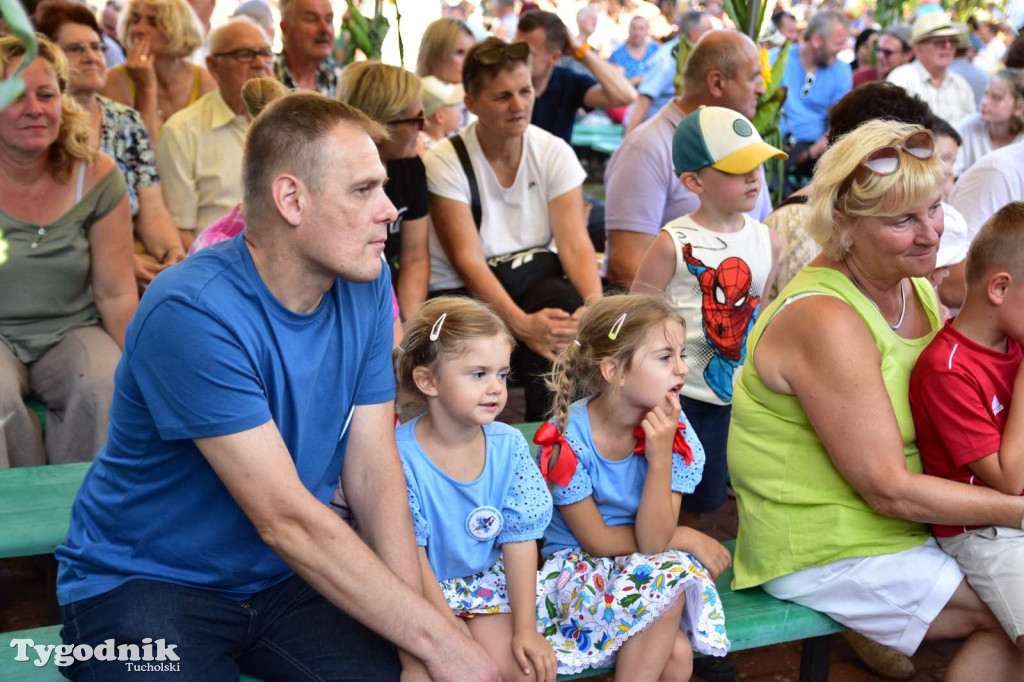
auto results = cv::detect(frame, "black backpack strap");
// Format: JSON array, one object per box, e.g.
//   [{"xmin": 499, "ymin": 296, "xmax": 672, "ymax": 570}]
[{"xmin": 449, "ymin": 134, "xmax": 482, "ymax": 231}]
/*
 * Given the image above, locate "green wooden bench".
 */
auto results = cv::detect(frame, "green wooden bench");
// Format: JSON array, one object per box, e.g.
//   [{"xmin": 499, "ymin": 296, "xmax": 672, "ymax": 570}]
[
  {"xmin": 0, "ymin": 423, "xmax": 843, "ymax": 680},
  {"xmin": 570, "ymin": 123, "xmax": 623, "ymax": 155},
  {"xmin": 26, "ymin": 399, "xmax": 47, "ymax": 432}
]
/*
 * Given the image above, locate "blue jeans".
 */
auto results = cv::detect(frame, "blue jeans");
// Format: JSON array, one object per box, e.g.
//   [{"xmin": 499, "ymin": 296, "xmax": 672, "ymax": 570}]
[
  {"xmin": 60, "ymin": 575, "xmax": 401, "ymax": 681},
  {"xmin": 680, "ymin": 397, "xmax": 732, "ymax": 514}
]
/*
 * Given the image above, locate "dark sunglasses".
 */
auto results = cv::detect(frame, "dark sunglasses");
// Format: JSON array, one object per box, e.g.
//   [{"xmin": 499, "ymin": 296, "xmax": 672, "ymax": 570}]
[
  {"xmin": 472, "ymin": 41, "xmax": 530, "ymax": 66},
  {"xmin": 838, "ymin": 130, "xmax": 935, "ymax": 196},
  {"xmin": 922, "ymin": 36, "xmax": 957, "ymax": 48},
  {"xmin": 875, "ymin": 47, "xmax": 903, "ymax": 57},
  {"xmin": 387, "ymin": 113, "xmax": 426, "ymax": 130},
  {"xmin": 800, "ymin": 72, "xmax": 815, "ymax": 98}
]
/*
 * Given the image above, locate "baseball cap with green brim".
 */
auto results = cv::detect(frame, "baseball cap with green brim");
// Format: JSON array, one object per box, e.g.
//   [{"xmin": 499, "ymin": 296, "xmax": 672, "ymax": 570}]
[{"xmin": 672, "ymin": 106, "xmax": 787, "ymax": 176}]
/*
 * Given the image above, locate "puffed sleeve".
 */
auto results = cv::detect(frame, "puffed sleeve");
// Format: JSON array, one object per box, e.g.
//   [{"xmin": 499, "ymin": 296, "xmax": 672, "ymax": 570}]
[
  {"xmin": 498, "ymin": 433, "xmax": 553, "ymax": 544},
  {"xmin": 401, "ymin": 459, "xmax": 429, "ymax": 547},
  {"xmin": 549, "ymin": 428, "xmax": 595, "ymax": 506},
  {"xmin": 672, "ymin": 414, "xmax": 706, "ymax": 495}
]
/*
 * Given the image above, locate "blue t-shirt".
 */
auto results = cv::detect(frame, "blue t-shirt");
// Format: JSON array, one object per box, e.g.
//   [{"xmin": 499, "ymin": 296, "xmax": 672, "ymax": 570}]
[
  {"xmin": 636, "ymin": 38, "xmax": 679, "ymax": 121},
  {"xmin": 56, "ymin": 234, "xmax": 396, "ymax": 605},
  {"xmin": 542, "ymin": 398, "xmax": 706, "ymax": 558},
  {"xmin": 780, "ymin": 44, "xmax": 852, "ymax": 142},
  {"xmin": 532, "ymin": 65, "xmax": 597, "ymax": 145},
  {"xmin": 609, "ymin": 41, "xmax": 660, "ymax": 79},
  {"xmin": 400, "ymin": 416, "xmax": 552, "ymax": 582}
]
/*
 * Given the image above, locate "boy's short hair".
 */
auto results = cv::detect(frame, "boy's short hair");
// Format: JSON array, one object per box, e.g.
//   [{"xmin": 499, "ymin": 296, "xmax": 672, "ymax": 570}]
[{"xmin": 965, "ymin": 202, "xmax": 1024, "ymax": 285}]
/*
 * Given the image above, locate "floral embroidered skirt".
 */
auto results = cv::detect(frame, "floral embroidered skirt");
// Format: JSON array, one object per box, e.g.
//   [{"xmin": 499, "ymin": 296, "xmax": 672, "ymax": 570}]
[
  {"xmin": 440, "ymin": 556, "xmax": 512, "ymax": 617},
  {"xmin": 537, "ymin": 548, "xmax": 730, "ymax": 674}
]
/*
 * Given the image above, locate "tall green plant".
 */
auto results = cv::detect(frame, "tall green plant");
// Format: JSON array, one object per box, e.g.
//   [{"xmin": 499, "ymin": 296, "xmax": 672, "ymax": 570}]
[{"xmin": 0, "ymin": 0, "xmax": 37, "ymax": 107}]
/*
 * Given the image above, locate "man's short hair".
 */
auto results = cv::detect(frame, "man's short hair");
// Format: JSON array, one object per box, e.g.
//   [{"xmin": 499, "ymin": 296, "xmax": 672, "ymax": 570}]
[
  {"xmin": 804, "ymin": 9, "xmax": 850, "ymax": 41},
  {"xmin": 772, "ymin": 10, "xmax": 794, "ymax": 29},
  {"xmin": 463, "ymin": 37, "xmax": 531, "ymax": 98},
  {"xmin": 243, "ymin": 93, "xmax": 388, "ymax": 225},
  {"xmin": 965, "ymin": 202, "xmax": 1024, "ymax": 284},
  {"xmin": 683, "ymin": 30, "xmax": 748, "ymax": 94},
  {"xmin": 881, "ymin": 25, "xmax": 913, "ymax": 51},
  {"xmin": 677, "ymin": 10, "xmax": 707, "ymax": 41},
  {"xmin": 517, "ymin": 9, "xmax": 568, "ymax": 52}
]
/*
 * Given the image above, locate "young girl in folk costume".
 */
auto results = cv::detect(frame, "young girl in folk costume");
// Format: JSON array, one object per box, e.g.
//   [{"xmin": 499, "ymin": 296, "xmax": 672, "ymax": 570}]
[
  {"xmin": 394, "ymin": 296, "xmax": 558, "ymax": 682},
  {"xmin": 534, "ymin": 295, "xmax": 732, "ymax": 680}
]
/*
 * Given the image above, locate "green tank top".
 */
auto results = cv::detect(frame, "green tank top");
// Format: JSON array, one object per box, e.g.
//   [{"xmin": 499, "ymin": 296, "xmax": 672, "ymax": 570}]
[{"xmin": 728, "ymin": 267, "xmax": 940, "ymax": 590}]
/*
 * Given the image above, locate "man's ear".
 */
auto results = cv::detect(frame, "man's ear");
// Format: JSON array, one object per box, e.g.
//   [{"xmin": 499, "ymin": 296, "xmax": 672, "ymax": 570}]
[
  {"xmin": 464, "ymin": 92, "xmax": 478, "ymax": 116},
  {"xmin": 271, "ymin": 174, "xmax": 305, "ymax": 228},
  {"xmin": 706, "ymin": 68, "xmax": 726, "ymax": 98},
  {"xmin": 599, "ymin": 356, "xmax": 621, "ymax": 386},
  {"xmin": 412, "ymin": 365, "xmax": 439, "ymax": 398},
  {"xmin": 680, "ymin": 171, "xmax": 703, "ymax": 195},
  {"xmin": 987, "ymin": 271, "xmax": 1013, "ymax": 305}
]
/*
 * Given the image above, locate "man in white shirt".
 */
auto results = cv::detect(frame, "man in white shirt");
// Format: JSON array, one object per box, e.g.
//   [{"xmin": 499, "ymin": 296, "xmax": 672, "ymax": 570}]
[
  {"xmin": 157, "ymin": 20, "xmax": 272, "ymax": 248},
  {"xmin": 887, "ymin": 13, "xmax": 976, "ymax": 124}
]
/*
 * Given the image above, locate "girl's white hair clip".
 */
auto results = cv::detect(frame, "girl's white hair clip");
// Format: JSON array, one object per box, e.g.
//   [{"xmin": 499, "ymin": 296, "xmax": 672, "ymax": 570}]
[
  {"xmin": 608, "ymin": 313, "xmax": 627, "ymax": 340},
  {"xmin": 429, "ymin": 313, "xmax": 447, "ymax": 341}
]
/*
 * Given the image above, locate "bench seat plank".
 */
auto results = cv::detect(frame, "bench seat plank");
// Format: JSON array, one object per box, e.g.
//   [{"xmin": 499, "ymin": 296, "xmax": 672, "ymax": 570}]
[{"xmin": 0, "ymin": 463, "xmax": 88, "ymax": 559}]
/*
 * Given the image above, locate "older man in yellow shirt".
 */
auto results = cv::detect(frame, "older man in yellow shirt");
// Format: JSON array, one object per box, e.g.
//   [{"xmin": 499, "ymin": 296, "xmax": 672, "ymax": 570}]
[{"xmin": 156, "ymin": 20, "xmax": 272, "ymax": 249}]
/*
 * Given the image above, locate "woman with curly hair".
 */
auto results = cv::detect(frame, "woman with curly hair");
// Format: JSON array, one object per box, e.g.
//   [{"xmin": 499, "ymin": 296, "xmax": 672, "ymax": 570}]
[
  {"xmin": 100, "ymin": 0, "xmax": 215, "ymax": 142},
  {"xmin": 35, "ymin": 0, "xmax": 185, "ymax": 291},
  {"xmin": 0, "ymin": 34, "xmax": 137, "ymax": 467}
]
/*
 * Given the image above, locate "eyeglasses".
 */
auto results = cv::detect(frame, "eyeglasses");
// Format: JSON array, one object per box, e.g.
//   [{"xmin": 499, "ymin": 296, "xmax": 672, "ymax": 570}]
[
  {"xmin": 387, "ymin": 113, "xmax": 426, "ymax": 130},
  {"xmin": 210, "ymin": 48, "xmax": 274, "ymax": 63},
  {"xmin": 875, "ymin": 47, "xmax": 902, "ymax": 58},
  {"xmin": 472, "ymin": 41, "xmax": 530, "ymax": 65},
  {"xmin": 921, "ymin": 36, "xmax": 957, "ymax": 48},
  {"xmin": 838, "ymin": 130, "xmax": 935, "ymax": 196},
  {"xmin": 61, "ymin": 41, "xmax": 107, "ymax": 57},
  {"xmin": 800, "ymin": 72, "xmax": 815, "ymax": 97}
]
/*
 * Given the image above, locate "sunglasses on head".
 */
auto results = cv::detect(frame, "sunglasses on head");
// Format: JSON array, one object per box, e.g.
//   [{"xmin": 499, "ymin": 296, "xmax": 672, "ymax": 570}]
[
  {"xmin": 800, "ymin": 72, "xmax": 815, "ymax": 97},
  {"xmin": 838, "ymin": 130, "xmax": 935, "ymax": 196},
  {"xmin": 472, "ymin": 41, "xmax": 530, "ymax": 66}
]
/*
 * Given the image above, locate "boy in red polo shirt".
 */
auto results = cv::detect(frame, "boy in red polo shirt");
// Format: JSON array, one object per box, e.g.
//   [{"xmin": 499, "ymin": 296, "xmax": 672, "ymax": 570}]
[{"xmin": 910, "ymin": 201, "xmax": 1024, "ymax": 650}]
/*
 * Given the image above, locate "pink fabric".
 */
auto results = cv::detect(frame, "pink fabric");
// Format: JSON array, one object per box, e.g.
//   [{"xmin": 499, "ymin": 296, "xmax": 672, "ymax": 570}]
[
  {"xmin": 188, "ymin": 204, "xmax": 246, "ymax": 256},
  {"xmin": 187, "ymin": 204, "xmax": 400, "ymax": 319}
]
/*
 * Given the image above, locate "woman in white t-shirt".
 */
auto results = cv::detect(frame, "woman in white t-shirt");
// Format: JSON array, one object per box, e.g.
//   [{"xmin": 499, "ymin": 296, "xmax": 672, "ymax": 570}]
[
  {"xmin": 424, "ymin": 37, "xmax": 603, "ymax": 421},
  {"xmin": 954, "ymin": 69, "xmax": 1024, "ymax": 177}
]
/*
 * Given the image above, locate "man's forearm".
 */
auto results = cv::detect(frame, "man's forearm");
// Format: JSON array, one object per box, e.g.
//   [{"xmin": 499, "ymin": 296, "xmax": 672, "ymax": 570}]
[{"xmin": 581, "ymin": 50, "xmax": 637, "ymax": 106}]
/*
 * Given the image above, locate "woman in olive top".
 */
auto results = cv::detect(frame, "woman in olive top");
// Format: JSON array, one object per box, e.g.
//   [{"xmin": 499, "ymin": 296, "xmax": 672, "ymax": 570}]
[{"xmin": 728, "ymin": 119, "xmax": 1024, "ymax": 675}]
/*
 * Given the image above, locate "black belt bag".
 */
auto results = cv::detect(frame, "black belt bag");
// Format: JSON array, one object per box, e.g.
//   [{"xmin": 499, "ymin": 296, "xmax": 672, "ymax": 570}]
[{"xmin": 449, "ymin": 135, "xmax": 563, "ymax": 302}]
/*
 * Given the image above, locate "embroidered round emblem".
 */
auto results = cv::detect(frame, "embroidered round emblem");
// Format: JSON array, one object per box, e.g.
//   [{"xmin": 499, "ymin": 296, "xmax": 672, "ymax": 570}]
[
  {"xmin": 732, "ymin": 119, "xmax": 754, "ymax": 137},
  {"xmin": 465, "ymin": 506, "xmax": 503, "ymax": 542}
]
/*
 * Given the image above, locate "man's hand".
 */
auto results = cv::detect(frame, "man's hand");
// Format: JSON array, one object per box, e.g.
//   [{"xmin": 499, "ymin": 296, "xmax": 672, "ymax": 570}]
[
  {"xmin": 513, "ymin": 308, "xmax": 579, "ymax": 361},
  {"xmin": 423, "ymin": 633, "xmax": 499, "ymax": 682}
]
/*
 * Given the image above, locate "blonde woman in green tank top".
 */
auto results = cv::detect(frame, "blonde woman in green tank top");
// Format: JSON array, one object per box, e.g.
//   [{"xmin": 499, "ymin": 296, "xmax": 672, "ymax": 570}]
[{"xmin": 728, "ymin": 120, "xmax": 1024, "ymax": 674}]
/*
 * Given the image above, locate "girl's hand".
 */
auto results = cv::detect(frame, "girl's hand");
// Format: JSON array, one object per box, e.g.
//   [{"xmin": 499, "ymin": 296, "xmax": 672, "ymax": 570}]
[
  {"xmin": 124, "ymin": 36, "xmax": 156, "ymax": 91},
  {"xmin": 512, "ymin": 628, "xmax": 557, "ymax": 682},
  {"xmin": 640, "ymin": 393, "xmax": 682, "ymax": 467},
  {"xmin": 678, "ymin": 530, "xmax": 731, "ymax": 580}
]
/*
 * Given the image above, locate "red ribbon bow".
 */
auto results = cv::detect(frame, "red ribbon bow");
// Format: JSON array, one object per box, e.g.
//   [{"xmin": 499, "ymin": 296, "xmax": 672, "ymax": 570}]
[
  {"xmin": 533, "ymin": 422, "xmax": 578, "ymax": 487},
  {"xmin": 631, "ymin": 423, "xmax": 694, "ymax": 466}
]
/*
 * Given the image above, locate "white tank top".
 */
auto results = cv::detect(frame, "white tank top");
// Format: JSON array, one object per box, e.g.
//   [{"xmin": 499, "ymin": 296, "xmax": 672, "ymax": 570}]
[{"xmin": 660, "ymin": 214, "xmax": 773, "ymax": 406}]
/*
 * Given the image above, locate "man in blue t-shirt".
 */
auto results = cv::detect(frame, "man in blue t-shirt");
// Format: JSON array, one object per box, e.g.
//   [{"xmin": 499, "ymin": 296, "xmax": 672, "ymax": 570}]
[
  {"xmin": 780, "ymin": 9, "xmax": 853, "ymax": 192},
  {"xmin": 514, "ymin": 9, "xmax": 637, "ymax": 144},
  {"xmin": 55, "ymin": 94, "xmax": 496, "ymax": 682}
]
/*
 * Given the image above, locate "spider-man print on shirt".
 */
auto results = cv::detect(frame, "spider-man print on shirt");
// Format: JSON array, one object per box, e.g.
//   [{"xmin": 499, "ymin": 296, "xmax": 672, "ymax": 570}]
[{"xmin": 681, "ymin": 243, "xmax": 761, "ymax": 402}]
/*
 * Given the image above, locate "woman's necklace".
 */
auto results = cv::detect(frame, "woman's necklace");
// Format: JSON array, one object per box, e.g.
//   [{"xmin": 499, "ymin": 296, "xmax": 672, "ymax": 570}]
[{"xmin": 846, "ymin": 264, "xmax": 907, "ymax": 331}]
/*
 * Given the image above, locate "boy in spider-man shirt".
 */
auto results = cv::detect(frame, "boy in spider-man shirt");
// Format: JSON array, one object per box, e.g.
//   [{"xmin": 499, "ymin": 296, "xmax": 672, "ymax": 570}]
[
  {"xmin": 631, "ymin": 106, "xmax": 785, "ymax": 524},
  {"xmin": 910, "ymin": 202, "xmax": 1024, "ymax": 651}
]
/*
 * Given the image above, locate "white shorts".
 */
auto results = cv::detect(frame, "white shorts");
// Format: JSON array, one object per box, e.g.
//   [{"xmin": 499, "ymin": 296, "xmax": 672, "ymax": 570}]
[{"xmin": 762, "ymin": 539, "xmax": 964, "ymax": 655}]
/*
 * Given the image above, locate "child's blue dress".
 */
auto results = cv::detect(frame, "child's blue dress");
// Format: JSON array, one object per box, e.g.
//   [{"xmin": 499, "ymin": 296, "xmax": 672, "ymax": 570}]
[{"xmin": 399, "ymin": 415, "xmax": 553, "ymax": 615}]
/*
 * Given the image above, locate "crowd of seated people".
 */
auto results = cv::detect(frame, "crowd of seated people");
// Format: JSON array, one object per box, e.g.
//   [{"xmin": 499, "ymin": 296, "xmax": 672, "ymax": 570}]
[{"xmin": 3, "ymin": 1, "xmax": 1024, "ymax": 680}]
